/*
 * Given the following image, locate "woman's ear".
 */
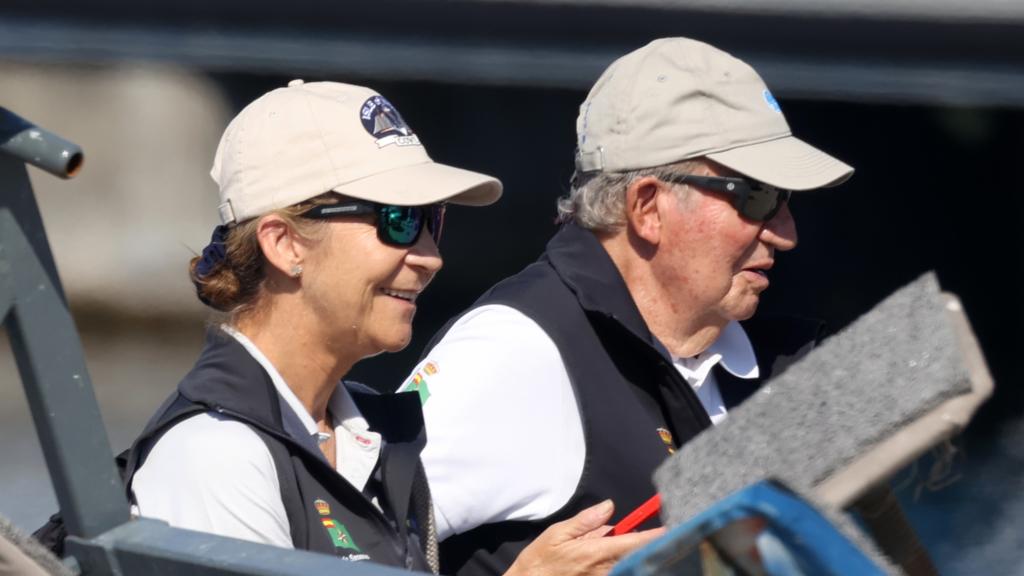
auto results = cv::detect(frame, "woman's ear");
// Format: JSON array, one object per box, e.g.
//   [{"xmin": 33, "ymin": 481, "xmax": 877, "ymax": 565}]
[
  {"xmin": 255, "ymin": 214, "xmax": 305, "ymax": 278},
  {"xmin": 624, "ymin": 176, "xmax": 665, "ymax": 247}
]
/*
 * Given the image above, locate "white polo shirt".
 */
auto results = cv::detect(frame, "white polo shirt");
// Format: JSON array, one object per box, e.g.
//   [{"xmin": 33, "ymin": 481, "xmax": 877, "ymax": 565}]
[
  {"xmin": 132, "ymin": 328, "xmax": 382, "ymax": 548},
  {"xmin": 401, "ymin": 304, "xmax": 758, "ymax": 541}
]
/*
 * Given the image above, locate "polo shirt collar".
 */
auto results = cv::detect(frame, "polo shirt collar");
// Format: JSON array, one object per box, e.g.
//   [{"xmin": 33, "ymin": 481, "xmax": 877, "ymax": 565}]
[
  {"xmin": 702, "ymin": 320, "xmax": 760, "ymax": 379},
  {"xmin": 221, "ymin": 324, "xmax": 377, "ymax": 434},
  {"xmin": 221, "ymin": 326, "xmax": 386, "ymax": 491},
  {"xmin": 223, "ymin": 327, "xmax": 314, "ymax": 428}
]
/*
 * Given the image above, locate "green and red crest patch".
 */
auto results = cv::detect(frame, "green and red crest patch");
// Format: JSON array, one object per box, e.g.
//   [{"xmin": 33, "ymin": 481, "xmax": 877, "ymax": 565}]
[
  {"xmin": 320, "ymin": 517, "xmax": 361, "ymax": 552},
  {"xmin": 313, "ymin": 498, "xmax": 360, "ymax": 552}
]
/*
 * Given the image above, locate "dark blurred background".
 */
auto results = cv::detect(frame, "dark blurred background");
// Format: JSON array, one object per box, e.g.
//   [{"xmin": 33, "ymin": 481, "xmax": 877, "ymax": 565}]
[{"xmin": 2, "ymin": 1, "xmax": 1023, "ymax": 572}]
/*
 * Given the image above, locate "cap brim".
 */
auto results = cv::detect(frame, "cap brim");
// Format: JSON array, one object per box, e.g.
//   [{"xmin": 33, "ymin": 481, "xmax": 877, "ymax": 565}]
[
  {"xmin": 331, "ymin": 161, "xmax": 502, "ymax": 207},
  {"xmin": 706, "ymin": 136, "xmax": 854, "ymax": 191}
]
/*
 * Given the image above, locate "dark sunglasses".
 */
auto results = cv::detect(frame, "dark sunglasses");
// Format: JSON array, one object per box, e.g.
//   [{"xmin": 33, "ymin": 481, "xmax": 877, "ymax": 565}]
[
  {"xmin": 660, "ymin": 174, "xmax": 792, "ymax": 222},
  {"xmin": 300, "ymin": 201, "xmax": 446, "ymax": 247}
]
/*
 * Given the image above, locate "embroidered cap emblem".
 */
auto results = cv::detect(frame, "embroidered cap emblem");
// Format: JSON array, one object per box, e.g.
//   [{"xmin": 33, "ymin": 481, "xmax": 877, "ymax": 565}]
[
  {"xmin": 360, "ymin": 95, "xmax": 421, "ymax": 148},
  {"xmin": 762, "ymin": 88, "xmax": 782, "ymax": 113}
]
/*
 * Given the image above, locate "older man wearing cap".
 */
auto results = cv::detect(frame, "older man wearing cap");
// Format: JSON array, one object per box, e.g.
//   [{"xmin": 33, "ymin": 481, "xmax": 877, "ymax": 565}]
[{"xmin": 400, "ymin": 37, "xmax": 854, "ymax": 576}]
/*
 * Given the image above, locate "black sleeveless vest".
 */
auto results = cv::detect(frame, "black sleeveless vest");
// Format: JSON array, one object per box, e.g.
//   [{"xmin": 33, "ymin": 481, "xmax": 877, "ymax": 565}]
[
  {"xmin": 428, "ymin": 223, "xmax": 821, "ymax": 576},
  {"xmin": 124, "ymin": 330, "xmax": 433, "ymax": 572}
]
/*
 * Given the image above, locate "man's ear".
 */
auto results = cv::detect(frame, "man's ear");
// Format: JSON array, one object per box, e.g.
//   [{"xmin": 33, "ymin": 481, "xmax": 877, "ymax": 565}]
[
  {"xmin": 255, "ymin": 214, "xmax": 305, "ymax": 277},
  {"xmin": 624, "ymin": 176, "xmax": 665, "ymax": 247}
]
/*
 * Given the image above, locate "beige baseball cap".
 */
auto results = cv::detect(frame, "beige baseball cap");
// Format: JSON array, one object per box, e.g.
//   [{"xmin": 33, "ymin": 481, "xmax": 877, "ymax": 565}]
[
  {"xmin": 575, "ymin": 38, "xmax": 853, "ymax": 191},
  {"xmin": 211, "ymin": 80, "xmax": 502, "ymax": 225}
]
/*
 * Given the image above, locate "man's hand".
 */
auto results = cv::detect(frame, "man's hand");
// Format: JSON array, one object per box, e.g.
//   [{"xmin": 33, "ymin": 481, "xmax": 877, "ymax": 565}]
[{"xmin": 504, "ymin": 500, "xmax": 665, "ymax": 576}]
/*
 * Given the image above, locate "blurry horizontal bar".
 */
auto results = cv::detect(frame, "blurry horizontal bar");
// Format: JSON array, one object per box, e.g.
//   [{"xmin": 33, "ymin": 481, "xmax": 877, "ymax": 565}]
[
  {"xmin": 3, "ymin": 18, "xmax": 1024, "ymax": 108},
  {"xmin": 496, "ymin": 0, "xmax": 1024, "ymax": 24}
]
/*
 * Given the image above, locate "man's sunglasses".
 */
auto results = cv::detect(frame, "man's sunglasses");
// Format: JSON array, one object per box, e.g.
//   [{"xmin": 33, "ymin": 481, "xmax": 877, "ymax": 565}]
[
  {"xmin": 660, "ymin": 174, "xmax": 792, "ymax": 222},
  {"xmin": 301, "ymin": 201, "xmax": 446, "ymax": 247}
]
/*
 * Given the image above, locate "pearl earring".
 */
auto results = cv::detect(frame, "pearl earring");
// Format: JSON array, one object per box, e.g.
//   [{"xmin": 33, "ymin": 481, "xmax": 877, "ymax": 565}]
[{"xmin": 290, "ymin": 264, "xmax": 303, "ymax": 278}]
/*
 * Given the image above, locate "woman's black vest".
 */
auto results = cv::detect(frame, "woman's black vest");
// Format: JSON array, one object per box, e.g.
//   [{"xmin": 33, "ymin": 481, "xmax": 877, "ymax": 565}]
[
  {"xmin": 124, "ymin": 330, "xmax": 436, "ymax": 572},
  {"xmin": 429, "ymin": 224, "xmax": 821, "ymax": 576}
]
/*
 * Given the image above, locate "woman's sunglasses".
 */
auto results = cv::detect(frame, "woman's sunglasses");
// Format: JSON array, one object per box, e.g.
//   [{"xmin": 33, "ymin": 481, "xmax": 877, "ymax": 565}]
[
  {"xmin": 660, "ymin": 174, "xmax": 792, "ymax": 222},
  {"xmin": 301, "ymin": 201, "xmax": 446, "ymax": 247}
]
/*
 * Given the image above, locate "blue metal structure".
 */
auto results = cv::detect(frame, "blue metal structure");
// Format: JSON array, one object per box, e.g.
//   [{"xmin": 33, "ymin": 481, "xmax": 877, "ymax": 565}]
[{"xmin": 610, "ymin": 481, "xmax": 888, "ymax": 576}]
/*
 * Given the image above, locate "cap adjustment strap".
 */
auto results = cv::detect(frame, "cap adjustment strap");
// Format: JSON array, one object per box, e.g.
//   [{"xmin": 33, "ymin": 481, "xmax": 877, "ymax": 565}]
[
  {"xmin": 576, "ymin": 147, "xmax": 605, "ymax": 173},
  {"xmin": 218, "ymin": 200, "xmax": 236, "ymax": 225}
]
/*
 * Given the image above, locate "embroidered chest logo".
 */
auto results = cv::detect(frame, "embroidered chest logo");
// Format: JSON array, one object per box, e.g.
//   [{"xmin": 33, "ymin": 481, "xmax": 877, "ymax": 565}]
[
  {"xmin": 657, "ymin": 427, "xmax": 676, "ymax": 455},
  {"xmin": 402, "ymin": 361, "xmax": 438, "ymax": 405},
  {"xmin": 314, "ymin": 499, "xmax": 362, "ymax": 552}
]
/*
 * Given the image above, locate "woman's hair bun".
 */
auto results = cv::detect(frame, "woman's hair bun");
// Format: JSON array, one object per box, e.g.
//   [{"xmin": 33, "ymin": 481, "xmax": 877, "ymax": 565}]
[{"xmin": 190, "ymin": 255, "xmax": 243, "ymax": 311}]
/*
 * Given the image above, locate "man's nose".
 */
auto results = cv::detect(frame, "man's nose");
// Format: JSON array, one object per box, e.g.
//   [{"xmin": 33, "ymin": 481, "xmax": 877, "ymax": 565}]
[{"xmin": 760, "ymin": 202, "xmax": 798, "ymax": 251}]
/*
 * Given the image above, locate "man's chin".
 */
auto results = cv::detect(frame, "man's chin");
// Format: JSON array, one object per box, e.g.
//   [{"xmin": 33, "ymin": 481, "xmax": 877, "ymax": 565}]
[
  {"xmin": 734, "ymin": 308, "xmax": 758, "ymax": 322},
  {"xmin": 725, "ymin": 296, "xmax": 761, "ymax": 322}
]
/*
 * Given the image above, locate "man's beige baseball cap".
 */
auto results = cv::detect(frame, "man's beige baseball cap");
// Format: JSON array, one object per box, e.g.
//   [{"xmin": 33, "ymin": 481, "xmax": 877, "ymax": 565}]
[
  {"xmin": 576, "ymin": 38, "xmax": 853, "ymax": 190},
  {"xmin": 211, "ymin": 80, "xmax": 502, "ymax": 225}
]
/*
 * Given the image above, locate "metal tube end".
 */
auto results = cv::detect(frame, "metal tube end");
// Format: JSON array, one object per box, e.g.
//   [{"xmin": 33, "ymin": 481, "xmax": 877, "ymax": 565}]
[{"xmin": 1, "ymin": 107, "xmax": 85, "ymax": 179}]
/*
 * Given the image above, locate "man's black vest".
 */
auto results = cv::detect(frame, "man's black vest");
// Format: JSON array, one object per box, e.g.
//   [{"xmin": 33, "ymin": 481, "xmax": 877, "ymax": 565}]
[
  {"xmin": 429, "ymin": 223, "xmax": 821, "ymax": 576},
  {"xmin": 124, "ymin": 330, "xmax": 434, "ymax": 572}
]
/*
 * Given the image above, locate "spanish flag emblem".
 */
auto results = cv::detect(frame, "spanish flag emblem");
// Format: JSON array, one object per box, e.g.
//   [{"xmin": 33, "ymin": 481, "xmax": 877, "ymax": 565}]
[{"xmin": 404, "ymin": 372, "xmax": 431, "ymax": 405}]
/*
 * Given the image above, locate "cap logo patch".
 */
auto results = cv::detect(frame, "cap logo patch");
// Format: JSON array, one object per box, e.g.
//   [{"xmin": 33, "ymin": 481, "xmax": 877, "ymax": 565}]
[
  {"xmin": 762, "ymin": 89, "xmax": 782, "ymax": 113},
  {"xmin": 360, "ymin": 95, "xmax": 421, "ymax": 148}
]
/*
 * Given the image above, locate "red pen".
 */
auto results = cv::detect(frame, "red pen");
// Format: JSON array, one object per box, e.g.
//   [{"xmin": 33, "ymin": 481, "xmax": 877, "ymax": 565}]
[{"xmin": 609, "ymin": 494, "xmax": 661, "ymax": 536}]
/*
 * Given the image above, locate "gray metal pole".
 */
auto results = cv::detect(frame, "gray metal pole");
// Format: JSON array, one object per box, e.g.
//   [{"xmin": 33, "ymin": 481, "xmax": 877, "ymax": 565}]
[
  {"xmin": 0, "ymin": 107, "xmax": 83, "ymax": 179},
  {"xmin": 0, "ymin": 205, "xmax": 129, "ymax": 540},
  {"xmin": 0, "ymin": 115, "xmax": 125, "ymax": 541},
  {"xmin": 0, "ymin": 155, "xmax": 67, "ymax": 303}
]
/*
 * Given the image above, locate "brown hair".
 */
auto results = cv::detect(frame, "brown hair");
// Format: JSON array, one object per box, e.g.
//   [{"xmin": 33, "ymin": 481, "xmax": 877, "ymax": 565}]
[{"xmin": 189, "ymin": 193, "xmax": 339, "ymax": 320}]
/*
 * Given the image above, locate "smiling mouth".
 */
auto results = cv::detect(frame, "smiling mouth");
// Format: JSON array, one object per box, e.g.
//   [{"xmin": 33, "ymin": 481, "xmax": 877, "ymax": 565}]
[{"xmin": 381, "ymin": 288, "xmax": 418, "ymax": 303}]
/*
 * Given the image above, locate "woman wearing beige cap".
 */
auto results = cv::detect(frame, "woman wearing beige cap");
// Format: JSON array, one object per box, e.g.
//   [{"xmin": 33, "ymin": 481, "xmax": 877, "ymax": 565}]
[{"xmin": 122, "ymin": 80, "xmax": 658, "ymax": 575}]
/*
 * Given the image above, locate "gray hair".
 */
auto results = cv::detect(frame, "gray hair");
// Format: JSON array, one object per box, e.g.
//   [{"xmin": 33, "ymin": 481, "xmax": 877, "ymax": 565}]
[{"xmin": 557, "ymin": 159, "xmax": 705, "ymax": 232}]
